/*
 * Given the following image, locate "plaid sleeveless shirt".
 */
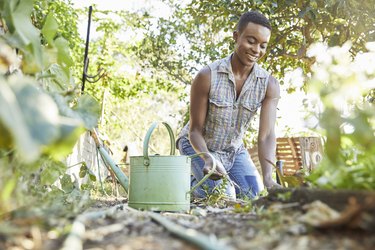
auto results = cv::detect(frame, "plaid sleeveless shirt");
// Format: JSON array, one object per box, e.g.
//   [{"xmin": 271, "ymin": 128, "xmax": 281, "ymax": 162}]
[{"xmin": 178, "ymin": 54, "xmax": 270, "ymax": 169}]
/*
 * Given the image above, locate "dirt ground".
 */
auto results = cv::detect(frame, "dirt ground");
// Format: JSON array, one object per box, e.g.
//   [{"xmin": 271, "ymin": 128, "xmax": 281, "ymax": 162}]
[{"xmin": 1, "ymin": 188, "xmax": 375, "ymax": 250}]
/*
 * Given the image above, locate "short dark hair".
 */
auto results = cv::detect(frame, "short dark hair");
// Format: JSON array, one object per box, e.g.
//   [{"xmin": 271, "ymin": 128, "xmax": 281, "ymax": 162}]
[{"xmin": 236, "ymin": 11, "xmax": 272, "ymax": 32}]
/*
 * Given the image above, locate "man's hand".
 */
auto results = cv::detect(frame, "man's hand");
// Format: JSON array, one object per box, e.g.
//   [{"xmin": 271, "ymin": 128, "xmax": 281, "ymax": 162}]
[
  {"xmin": 203, "ymin": 159, "xmax": 227, "ymax": 180},
  {"xmin": 263, "ymin": 179, "xmax": 282, "ymax": 190}
]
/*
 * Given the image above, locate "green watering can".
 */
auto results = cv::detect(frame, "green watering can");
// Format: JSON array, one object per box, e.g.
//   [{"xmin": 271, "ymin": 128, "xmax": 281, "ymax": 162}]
[{"xmin": 128, "ymin": 122, "xmax": 216, "ymax": 212}]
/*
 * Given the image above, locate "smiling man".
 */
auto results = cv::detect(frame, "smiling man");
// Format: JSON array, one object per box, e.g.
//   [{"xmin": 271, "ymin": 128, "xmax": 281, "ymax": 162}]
[{"xmin": 177, "ymin": 11, "xmax": 281, "ymax": 199}]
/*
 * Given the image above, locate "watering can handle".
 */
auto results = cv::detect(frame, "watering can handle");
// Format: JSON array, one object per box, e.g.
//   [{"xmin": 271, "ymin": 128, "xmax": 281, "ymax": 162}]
[
  {"xmin": 190, "ymin": 152, "xmax": 217, "ymax": 194},
  {"xmin": 143, "ymin": 122, "xmax": 176, "ymax": 166}
]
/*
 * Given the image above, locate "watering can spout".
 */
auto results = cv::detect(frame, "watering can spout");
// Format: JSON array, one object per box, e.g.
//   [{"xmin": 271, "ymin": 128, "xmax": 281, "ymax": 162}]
[{"xmin": 91, "ymin": 129, "xmax": 129, "ymax": 193}]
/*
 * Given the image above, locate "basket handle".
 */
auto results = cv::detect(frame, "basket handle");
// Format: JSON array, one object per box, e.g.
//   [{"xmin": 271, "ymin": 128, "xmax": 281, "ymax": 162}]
[{"xmin": 143, "ymin": 122, "xmax": 175, "ymax": 166}]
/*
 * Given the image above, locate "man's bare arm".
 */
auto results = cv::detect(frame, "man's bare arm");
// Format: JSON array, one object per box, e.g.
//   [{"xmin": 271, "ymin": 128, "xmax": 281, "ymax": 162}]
[
  {"xmin": 189, "ymin": 66, "xmax": 211, "ymax": 158},
  {"xmin": 189, "ymin": 66, "xmax": 226, "ymax": 179},
  {"xmin": 258, "ymin": 75, "xmax": 281, "ymax": 188}
]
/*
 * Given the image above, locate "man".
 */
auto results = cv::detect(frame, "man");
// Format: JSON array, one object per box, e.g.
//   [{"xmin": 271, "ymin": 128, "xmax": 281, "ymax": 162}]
[{"xmin": 177, "ymin": 11, "xmax": 281, "ymax": 199}]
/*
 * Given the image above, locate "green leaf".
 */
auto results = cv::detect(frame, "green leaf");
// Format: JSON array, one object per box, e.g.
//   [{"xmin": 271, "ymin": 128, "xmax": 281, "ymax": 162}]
[
  {"xmin": 79, "ymin": 169, "xmax": 86, "ymax": 178},
  {"xmin": 2, "ymin": 0, "xmax": 38, "ymax": 42},
  {"xmin": 0, "ymin": 76, "xmax": 40, "ymax": 161},
  {"xmin": 79, "ymin": 162, "xmax": 89, "ymax": 179},
  {"xmin": 41, "ymin": 13, "xmax": 58, "ymax": 45},
  {"xmin": 0, "ymin": 76, "xmax": 84, "ymax": 162},
  {"xmin": 60, "ymin": 174, "xmax": 74, "ymax": 193},
  {"xmin": 89, "ymin": 173, "xmax": 97, "ymax": 182},
  {"xmin": 80, "ymin": 183, "xmax": 91, "ymax": 190},
  {"xmin": 66, "ymin": 188, "xmax": 82, "ymax": 204},
  {"xmin": 2, "ymin": 0, "xmax": 44, "ymax": 73},
  {"xmin": 73, "ymin": 95, "xmax": 100, "ymax": 129},
  {"xmin": 0, "ymin": 121, "xmax": 13, "ymax": 148},
  {"xmin": 44, "ymin": 117, "xmax": 85, "ymax": 160},
  {"xmin": 1, "ymin": 177, "xmax": 17, "ymax": 202},
  {"xmin": 40, "ymin": 162, "xmax": 65, "ymax": 185},
  {"xmin": 43, "ymin": 63, "xmax": 72, "ymax": 91},
  {"xmin": 9, "ymin": 77, "xmax": 61, "ymax": 145},
  {"xmin": 51, "ymin": 93, "xmax": 99, "ymax": 129},
  {"xmin": 54, "ymin": 37, "xmax": 74, "ymax": 69}
]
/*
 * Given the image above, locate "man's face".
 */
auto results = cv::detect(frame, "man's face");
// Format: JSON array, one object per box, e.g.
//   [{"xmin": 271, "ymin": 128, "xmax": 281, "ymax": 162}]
[{"xmin": 233, "ymin": 22, "xmax": 271, "ymax": 67}]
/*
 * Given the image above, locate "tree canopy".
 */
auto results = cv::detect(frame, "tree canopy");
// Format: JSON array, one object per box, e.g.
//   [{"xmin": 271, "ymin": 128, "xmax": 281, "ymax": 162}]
[{"xmin": 134, "ymin": 0, "xmax": 375, "ymax": 90}]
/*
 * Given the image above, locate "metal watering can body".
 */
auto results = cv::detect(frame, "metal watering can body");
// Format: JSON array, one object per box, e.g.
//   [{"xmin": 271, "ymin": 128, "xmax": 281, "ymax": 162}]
[
  {"xmin": 129, "ymin": 155, "xmax": 192, "ymax": 211},
  {"xmin": 128, "ymin": 122, "xmax": 216, "ymax": 212},
  {"xmin": 129, "ymin": 122, "xmax": 191, "ymax": 211}
]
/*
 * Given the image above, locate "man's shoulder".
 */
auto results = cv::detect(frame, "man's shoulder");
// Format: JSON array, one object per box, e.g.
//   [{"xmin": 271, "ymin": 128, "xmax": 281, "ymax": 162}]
[
  {"xmin": 254, "ymin": 63, "xmax": 271, "ymax": 79},
  {"xmin": 208, "ymin": 55, "xmax": 232, "ymax": 73}
]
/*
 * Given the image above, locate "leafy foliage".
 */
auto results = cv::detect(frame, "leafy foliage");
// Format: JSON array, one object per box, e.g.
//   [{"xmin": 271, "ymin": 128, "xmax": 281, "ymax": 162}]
[
  {"xmin": 134, "ymin": 0, "xmax": 375, "ymax": 88},
  {"xmin": 32, "ymin": 0, "xmax": 84, "ymax": 78},
  {"xmin": 0, "ymin": 0, "xmax": 99, "ymax": 214},
  {"xmin": 75, "ymin": 7, "xmax": 187, "ymax": 158},
  {"xmin": 307, "ymin": 42, "xmax": 375, "ymax": 189}
]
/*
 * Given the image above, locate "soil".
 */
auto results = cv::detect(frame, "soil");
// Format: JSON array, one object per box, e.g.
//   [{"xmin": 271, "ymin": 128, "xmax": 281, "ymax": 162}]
[{"xmin": 1, "ymin": 188, "xmax": 375, "ymax": 250}]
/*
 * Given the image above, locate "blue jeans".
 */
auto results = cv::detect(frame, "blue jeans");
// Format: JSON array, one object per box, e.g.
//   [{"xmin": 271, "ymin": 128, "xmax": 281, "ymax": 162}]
[{"xmin": 177, "ymin": 137, "xmax": 264, "ymax": 199}]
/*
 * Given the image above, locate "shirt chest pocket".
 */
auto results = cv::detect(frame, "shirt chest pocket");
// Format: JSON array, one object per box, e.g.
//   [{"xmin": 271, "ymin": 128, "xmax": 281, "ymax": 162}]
[
  {"xmin": 238, "ymin": 102, "xmax": 259, "ymax": 129},
  {"xmin": 207, "ymin": 99, "xmax": 233, "ymax": 126}
]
